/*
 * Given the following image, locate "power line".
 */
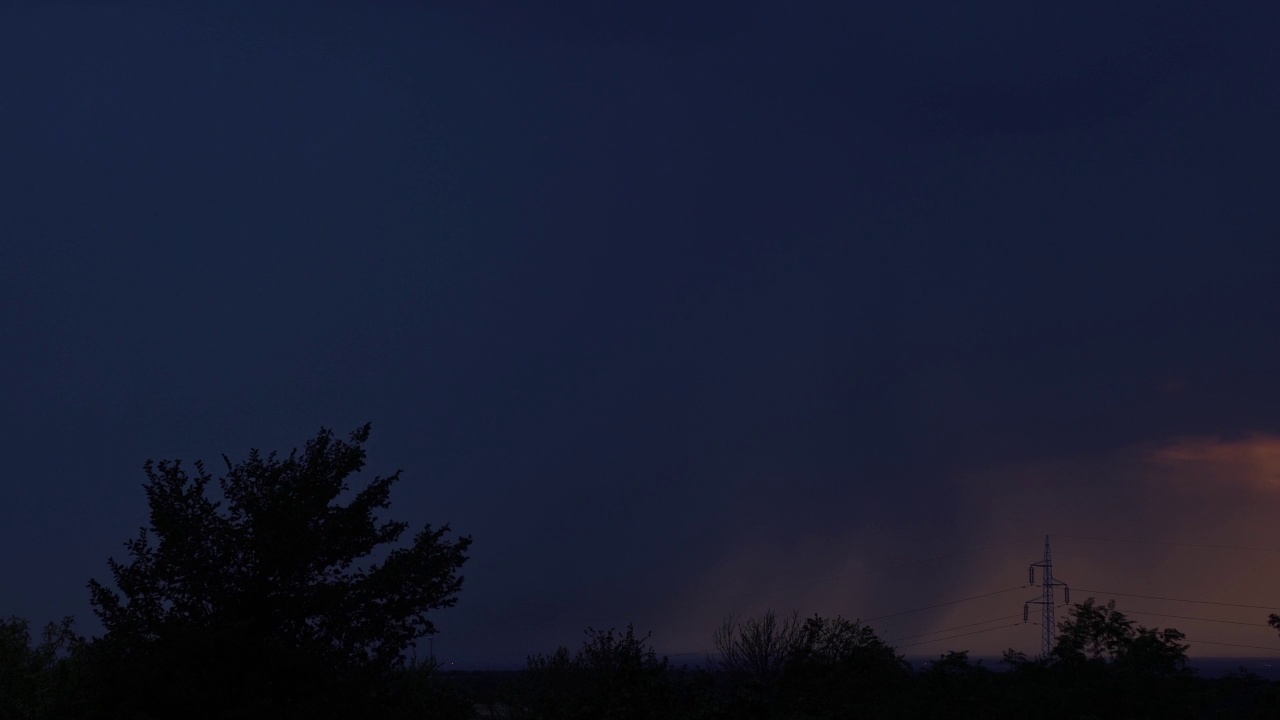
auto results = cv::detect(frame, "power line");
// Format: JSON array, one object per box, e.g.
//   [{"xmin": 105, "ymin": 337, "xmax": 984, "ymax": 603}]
[
  {"xmin": 896, "ymin": 623, "xmax": 1024, "ymax": 650},
  {"xmin": 1126, "ymin": 610, "xmax": 1272, "ymax": 628},
  {"xmin": 1073, "ymin": 587, "xmax": 1279, "ymax": 612},
  {"xmin": 461, "ymin": 535, "xmax": 1280, "ymax": 661},
  {"xmin": 887, "ymin": 614, "xmax": 1022, "ymax": 643},
  {"xmin": 1053, "ymin": 534, "xmax": 1280, "ymax": 553},
  {"xmin": 867, "ymin": 586, "xmax": 1028, "ymax": 622},
  {"xmin": 1185, "ymin": 638, "xmax": 1280, "ymax": 652}
]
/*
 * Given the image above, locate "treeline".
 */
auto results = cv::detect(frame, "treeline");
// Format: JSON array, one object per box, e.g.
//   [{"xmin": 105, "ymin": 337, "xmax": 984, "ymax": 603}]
[
  {"xmin": 3, "ymin": 426, "xmax": 1280, "ymax": 719},
  {"xmin": 460, "ymin": 601, "xmax": 1280, "ymax": 720},
  {"xmin": 7, "ymin": 599, "xmax": 1280, "ymax": 719},
  {"xmin": 0, "ymin": 616, "xmax": 470, "ymax": 719}
]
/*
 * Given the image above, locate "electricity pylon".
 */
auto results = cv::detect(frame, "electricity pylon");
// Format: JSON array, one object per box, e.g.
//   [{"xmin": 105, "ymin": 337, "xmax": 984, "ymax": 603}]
[{"xmin": 1023, "ymin": 535, "xmax": 1069, "ymax": 659}]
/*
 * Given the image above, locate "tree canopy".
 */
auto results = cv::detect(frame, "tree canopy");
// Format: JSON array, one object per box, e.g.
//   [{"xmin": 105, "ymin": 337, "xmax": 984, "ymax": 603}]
[
  {"xmin": 85, "ymin": 424, "xmax": 471, "ymax": 717},
  {"xmin": 1052, "ymin": 598, "xmax": 1189, "ymax": 676}
]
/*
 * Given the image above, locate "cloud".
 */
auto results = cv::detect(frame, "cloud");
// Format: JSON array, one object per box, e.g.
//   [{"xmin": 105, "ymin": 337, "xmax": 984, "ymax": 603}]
[
  {"xmin": 1146, "ymin": 434, "xmax": 1280, "ymax": 492},
  {"xmin": 905, "ymin": 37, "xmax": 1210, "ymax": 137}
]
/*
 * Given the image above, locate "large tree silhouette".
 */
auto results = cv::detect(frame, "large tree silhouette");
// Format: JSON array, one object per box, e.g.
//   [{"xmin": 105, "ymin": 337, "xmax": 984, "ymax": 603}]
[{"xmin": 86, "ymin": 424, "xmax": 470, "ymax": 717}]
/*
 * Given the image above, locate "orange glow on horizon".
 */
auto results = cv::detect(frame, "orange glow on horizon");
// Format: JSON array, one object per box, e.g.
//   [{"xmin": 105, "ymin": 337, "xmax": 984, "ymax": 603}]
[{"xmin": 1147, "ymin": 433, "xmax": 1280, "ymax": 491}]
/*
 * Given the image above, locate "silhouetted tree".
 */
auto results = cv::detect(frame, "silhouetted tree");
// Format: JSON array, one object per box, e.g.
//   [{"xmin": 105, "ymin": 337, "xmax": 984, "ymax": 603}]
[
  {"xmin": 709, "ymin": 610, "xmax": 803, "ymax": 717},
  {"xmin": 776, "ymin": 614, "xmax": 910, "ymax": 719},
  {"xmin": 85, "ymin": 424, "xmax": 471, "ymax": 719},
  {"xmin": 1053, "ymin": 598, "xmax": 1189, "ymax": 676},
  {"xmin": 518, "ymin": 625, "xmax": 681, "ymax": 720},
  {"xmin": 382, "ymin": 657, "xmax": 476, "ymax": 720},
  {"xmin": 711, "ymin": 610, "xmax": 801, "ymax": 688},
  {"xmin": 1042, "ymin": 598, "xmax": 1194, "ymax": 720},
  {"xmin": 0, "ymin": 616, "xmax": 81, "ymax": 720}
]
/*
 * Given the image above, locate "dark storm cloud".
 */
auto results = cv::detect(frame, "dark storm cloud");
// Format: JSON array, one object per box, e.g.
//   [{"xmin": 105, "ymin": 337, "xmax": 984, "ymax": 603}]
[
  {"xmin": 2, "ymin": 2, "xmax": 1278, "ymax": 668},
  {"xmin": 469, "ymin": 0, "xmax": 747, "ymax": 47},
  {"xmin": 914, "ymin": 38, "xmax": 1210, "ymax": 136}
]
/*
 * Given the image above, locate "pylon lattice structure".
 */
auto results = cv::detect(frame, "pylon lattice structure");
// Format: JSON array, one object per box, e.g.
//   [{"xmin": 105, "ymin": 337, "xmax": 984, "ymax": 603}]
[{"xmin": 1023, "ymin": 535, "xmax": 1070, "ymax": 659}]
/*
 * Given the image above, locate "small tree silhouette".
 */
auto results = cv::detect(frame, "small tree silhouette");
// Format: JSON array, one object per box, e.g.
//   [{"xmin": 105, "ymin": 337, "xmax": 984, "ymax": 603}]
[
  {"xmin": 711, "ymin": 609, "xmax": 802, "ymax": 688},
  {"xmin": 520, "ymin": 625, "xmax": 675, "ymax": 720}
]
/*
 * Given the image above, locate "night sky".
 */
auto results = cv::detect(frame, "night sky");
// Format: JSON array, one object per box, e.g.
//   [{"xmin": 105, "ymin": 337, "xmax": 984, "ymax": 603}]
[{"xmin": 3, "ymin": 2, "xmax": 1279, "ymax": 668}]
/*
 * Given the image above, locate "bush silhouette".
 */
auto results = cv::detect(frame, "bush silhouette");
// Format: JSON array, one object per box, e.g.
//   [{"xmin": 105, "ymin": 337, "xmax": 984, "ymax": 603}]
[
  {"xmin": 516, "ymin": 625, "xmax": 685, "ymax": 720},
  {"xmin": 911, "ymin": 651, "xmax": 996, "ymax": 720},
  {"xmin": 0, "ymin": 617, "xmax": 82, "ymax": 720}
]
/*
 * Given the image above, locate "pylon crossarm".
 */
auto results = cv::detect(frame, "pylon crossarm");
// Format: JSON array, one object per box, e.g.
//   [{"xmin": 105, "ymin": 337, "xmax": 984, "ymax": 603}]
[{"xmin": 1019, "ymin": 535, "xmax": 1068, "ymax": 660}]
